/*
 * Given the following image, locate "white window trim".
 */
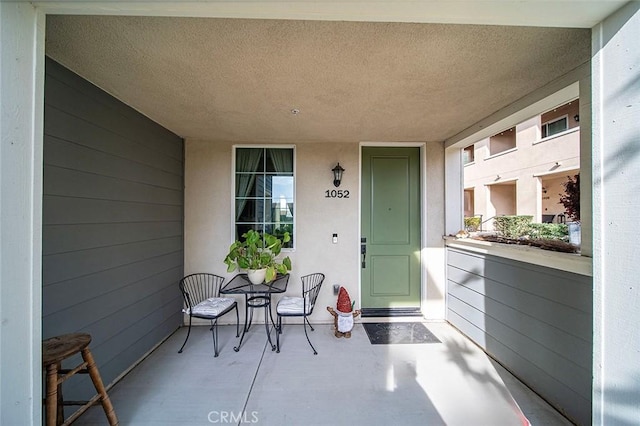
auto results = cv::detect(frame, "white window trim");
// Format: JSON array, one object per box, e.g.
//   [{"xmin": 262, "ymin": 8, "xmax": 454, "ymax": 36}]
[
  {"xmin": 231, "ymin": 144, "xmax": 296, "ymax": 251},
  {"xmin": 534, "ymin": 125, "xmax": 579, "ymax": 145}
]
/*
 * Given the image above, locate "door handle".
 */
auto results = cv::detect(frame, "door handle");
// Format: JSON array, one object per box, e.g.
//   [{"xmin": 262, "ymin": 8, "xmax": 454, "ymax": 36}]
[{"xmin": 361, "ymin": 237, "xmax": 367, "ymax": 268}]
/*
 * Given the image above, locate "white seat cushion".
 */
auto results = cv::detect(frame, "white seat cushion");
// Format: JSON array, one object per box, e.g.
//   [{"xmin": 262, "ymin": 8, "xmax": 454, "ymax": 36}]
[
  {"xmin": 185, "ymin": 297, "xmax": 235, "ymax": 317},
  {"xmin": 277, "ymin": 296, "xmax": 311, "ymax": 315}
]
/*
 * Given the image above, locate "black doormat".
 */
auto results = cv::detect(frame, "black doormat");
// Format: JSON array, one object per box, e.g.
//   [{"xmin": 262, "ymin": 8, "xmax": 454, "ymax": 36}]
[{"xmin": 362, "ymin": 322, "xmax": 441, "ymax": 345}]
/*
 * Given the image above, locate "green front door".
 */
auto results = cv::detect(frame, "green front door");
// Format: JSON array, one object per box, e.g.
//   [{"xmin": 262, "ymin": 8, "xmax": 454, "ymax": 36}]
[{"xmin": 361, "ymin": 147, "xmax": 421, "ymax": 316}]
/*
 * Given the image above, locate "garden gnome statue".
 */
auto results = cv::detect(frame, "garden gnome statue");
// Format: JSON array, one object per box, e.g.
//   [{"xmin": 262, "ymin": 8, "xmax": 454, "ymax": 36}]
[{"xmin": 326, "ymin": 286, "xmax": 361, "ymax": 338}]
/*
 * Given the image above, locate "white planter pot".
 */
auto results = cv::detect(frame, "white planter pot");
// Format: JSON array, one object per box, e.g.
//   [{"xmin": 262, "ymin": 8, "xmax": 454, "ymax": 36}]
[
  {"xmin": 567, "ymin": 222, "xmax": 581, "ymax": 247},
  {"xmin": 247, "ymin": 268, "xmax": 267, "ymax": 284}
]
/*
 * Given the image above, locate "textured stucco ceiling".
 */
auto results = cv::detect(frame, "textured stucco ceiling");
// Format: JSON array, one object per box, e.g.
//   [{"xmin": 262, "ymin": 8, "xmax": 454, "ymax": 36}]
[{"xmin": 45, "ymin": 15, "xmax": 591, "ymax": 143}]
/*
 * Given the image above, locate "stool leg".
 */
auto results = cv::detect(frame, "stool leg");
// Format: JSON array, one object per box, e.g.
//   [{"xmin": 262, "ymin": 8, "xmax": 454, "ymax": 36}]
[
  {"xmin": 56, "ymin": 363, "xmax": 64, "ymax": 425},
  {"xmin": 81, "ymin": 348, "xmax": 119, "ymax": 425},
  {"xmin": 45, "ymin": 363, "xmax": 59, "ymax": 426}
]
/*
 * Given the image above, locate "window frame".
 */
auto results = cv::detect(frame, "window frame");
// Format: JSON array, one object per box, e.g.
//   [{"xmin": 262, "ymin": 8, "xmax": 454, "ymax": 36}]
[
  {"xmin": 232, "ymin": 145, "xmax": 296, "ymax": 250},
  {"xmin": 541, "ymin": 114, "xmax": 569, "ymax": 139},
  {"xmin": 446, "ymin": 81, "xmax": 589, "ymax": 263},
  {"xmin": 463, "ymin": 145, "xmax": 475, "ymax": 165}
]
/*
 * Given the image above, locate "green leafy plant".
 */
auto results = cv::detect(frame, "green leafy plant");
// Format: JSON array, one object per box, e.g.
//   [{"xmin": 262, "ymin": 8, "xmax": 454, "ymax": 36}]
[
  {"xmin": 272, "ymin": 224, "xmax": 293, "ymax": 246},
  {"xmin": 559, "ymin": 174, "xmax": 580, "ymax": 222},
  {"xmin": 493, "ymin": 215, "xmax": 533, "ymax": 239},
  {"xmin": 526, "ymin": 223, "xmax": 568, "ymax": 240},
  {"xmin": 464, "ymin": 216, "xmax": 481, "ymax": 232},
  {"xmin": 223, "ymin": 230, "xmax": 292, "ymax": 283}
]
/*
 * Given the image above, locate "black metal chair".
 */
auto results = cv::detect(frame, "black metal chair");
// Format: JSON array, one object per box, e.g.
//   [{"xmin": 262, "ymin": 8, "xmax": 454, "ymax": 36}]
[
  {"xmin": 178, "ymin": 273, "xmax": 239, "ymax": 357},
  {"xmin": 275, "ymin": 273, "xmax": 325, "ymax": 355}
]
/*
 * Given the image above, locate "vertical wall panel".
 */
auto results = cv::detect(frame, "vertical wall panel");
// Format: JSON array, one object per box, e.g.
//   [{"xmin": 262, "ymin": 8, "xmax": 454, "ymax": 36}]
[
  {"xmin": 446, "ymin": 247, "xmax": 592, "ymax": 425},
  {"xmin": 592, "ymin": 3, "xmax": 640, "ymax": 425},
  {"xmin": 42, "ymin": 57, "xmax": 184, "ymax": 400}
]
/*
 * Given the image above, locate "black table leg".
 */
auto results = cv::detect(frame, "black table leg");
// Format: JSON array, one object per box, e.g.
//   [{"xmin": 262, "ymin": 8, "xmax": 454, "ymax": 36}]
[
  {"xmin": 234, "ymin": 295, "xmax": 251, "ymax": 352},
  {"xmin": 235, "ymin": 294, "xmax": 275, "ymax": 352},
  {"xmin": 246, "ymin": 299, "xmax": 254, "ymax": 332},
  {"xmin": 264, "ymin": 296, "xmax": 276, "ymax": 351}
]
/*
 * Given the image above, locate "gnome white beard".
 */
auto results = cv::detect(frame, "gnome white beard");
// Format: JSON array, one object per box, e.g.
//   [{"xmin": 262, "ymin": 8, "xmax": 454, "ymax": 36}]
[{"xmin": 337, "ymin": 312, "xmax": 354, "ymax": 333}]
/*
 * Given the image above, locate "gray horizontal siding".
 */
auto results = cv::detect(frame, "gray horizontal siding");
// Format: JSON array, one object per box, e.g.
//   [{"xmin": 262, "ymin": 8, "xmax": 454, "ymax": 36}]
[
  {"xmin": 42, "ymin": 222, "xmax": 183, "ymax": 256},
  {"xmin": 44, "ymin": 64, "xmax": 182, "ymax": 162},
  {"xmin": 43, "ymin": 236, "xmax": 182, "ymax": 285},
  {"xmin": 44, "ymin": 129, "xmax": 182, "ymax": 189},
  {"xmin": 446, "ymin": 247, "xmax": 592, "ymax": 425},
  {"xmin": 43, "ymin": 195, "xmax": 182, "ymax": 224},
  {"xmin": 42, "ymin": 57, "xmax": 184, "ymax": 401}
]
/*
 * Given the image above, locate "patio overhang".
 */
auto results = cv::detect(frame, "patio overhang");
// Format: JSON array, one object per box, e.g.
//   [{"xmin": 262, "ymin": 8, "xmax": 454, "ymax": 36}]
[{"xmin": 1, "ymin": 2, "xmax": 639, "ymax": 425}]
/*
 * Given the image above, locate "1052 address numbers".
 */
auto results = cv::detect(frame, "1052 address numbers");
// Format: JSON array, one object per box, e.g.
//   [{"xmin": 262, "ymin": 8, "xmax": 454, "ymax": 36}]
[{"xmin": 325, "ymin": 189, "xmax": 350, "ymax": 198}]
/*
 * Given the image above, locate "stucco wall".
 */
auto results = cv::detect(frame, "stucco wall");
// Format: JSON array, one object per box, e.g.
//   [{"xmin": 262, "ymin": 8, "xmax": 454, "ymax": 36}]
[
  {"xmin": 541, "ymin": 175, "xmax": 572, "ymax": 217},
  {"xmin": 424, "ymin": 142, "xmax": 447, "ymax": 319},
  {"xmin": 185, "ymin": 140, "xmax": 446, "ymax": 323}
]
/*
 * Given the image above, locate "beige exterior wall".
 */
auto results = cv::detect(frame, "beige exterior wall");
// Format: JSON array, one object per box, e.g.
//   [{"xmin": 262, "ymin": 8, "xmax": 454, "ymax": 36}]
[
  {"xmin": 490, "ymin": 183, "xmax": 517, "ymax": 216},
  {"xmin": 185, "ymin": 140, "xmax": 446, "ymax": 323},
  {"xmin": 464, "ymin": 109, "xmax": 580, "ymax": 230}
]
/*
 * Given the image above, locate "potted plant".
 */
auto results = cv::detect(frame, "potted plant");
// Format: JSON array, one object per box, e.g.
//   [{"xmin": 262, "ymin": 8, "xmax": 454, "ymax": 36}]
[
  {"xmin": 223, "ymin": 229, "xmax": 292, "ymax": 283},
  {"xmin": 559, "ymin": 174, "xmax": 580, "ymax": 246}
]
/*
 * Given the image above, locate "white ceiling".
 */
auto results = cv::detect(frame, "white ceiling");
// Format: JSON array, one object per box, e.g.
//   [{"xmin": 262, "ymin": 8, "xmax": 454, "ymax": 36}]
[{"xmin": 43, "ymin": 2, "xmax": 622, "ymax": 143}]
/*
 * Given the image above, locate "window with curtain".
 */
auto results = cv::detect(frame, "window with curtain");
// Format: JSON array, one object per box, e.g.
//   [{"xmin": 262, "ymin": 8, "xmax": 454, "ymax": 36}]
[
  {"xmin": 541, "ymin": 115, "xmax": 569, "ymax": 138},
  {"xmin": 234, "ymin": 147, "xmax": 294, "ymax": 247}
]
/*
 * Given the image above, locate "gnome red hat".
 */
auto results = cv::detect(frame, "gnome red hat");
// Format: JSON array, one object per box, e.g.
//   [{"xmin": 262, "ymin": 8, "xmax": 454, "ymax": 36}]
[{"xmin": 337, "ymin": 287, "xmax": 353, "ymax": 313}]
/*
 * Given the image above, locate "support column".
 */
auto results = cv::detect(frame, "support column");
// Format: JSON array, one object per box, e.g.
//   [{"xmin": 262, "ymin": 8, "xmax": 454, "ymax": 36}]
[
  {"xmin": 591, "ymin": 2, "xmax": 640, "ymax": 424},
  {"xmin": 0, "ymin": 3, "xmax": 44, "ymax": 425}
]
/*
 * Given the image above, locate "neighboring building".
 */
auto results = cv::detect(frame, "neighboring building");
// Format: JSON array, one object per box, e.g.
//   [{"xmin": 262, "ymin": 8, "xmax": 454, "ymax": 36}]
[{"xmin": 463, "ymin": 99, "xmax": 580, "ymax": 230}]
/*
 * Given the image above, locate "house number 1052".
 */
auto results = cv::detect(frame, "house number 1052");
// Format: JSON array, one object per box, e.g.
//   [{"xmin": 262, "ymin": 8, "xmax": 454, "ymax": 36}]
[{"xmin": 325, "ymin": 189, "xmax": 350, "ymax": 198}]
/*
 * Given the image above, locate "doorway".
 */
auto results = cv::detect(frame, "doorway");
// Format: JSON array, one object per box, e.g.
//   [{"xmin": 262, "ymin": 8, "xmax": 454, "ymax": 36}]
[{"xmin": 360, "ymin": 146, "xmax": 421, "ymax": 316}]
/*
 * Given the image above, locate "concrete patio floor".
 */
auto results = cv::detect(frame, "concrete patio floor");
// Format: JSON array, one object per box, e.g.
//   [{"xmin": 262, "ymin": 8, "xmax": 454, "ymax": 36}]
[{"xmin": 76, "ymin": 321, "xmax": 573, "ymax": 425}]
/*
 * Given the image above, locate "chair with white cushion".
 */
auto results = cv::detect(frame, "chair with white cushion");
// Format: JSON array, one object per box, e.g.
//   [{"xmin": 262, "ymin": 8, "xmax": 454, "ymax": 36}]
[
  {"xmin": 276, "ymin": 273, "xmax": 325, "ymax": 355},
  {"xmin": 178, "ymin": 273, "xmax": 239, "ymax": 357}
]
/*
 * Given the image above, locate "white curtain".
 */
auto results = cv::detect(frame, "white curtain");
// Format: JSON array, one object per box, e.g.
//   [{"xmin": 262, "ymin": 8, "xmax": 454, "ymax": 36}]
[
  {"xmin": 269, "ymin": 149, "xmax": 293, "ymax": 173},
  {"xmin": 235, "ymin": 149, "xmax": 262, "ymax": 220}
]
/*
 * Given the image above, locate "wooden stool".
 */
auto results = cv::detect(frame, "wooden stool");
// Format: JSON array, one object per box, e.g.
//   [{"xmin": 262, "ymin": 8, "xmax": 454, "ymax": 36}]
[{"xmin": 42, "ymin": 333, "xmax": 118, "ymax": 426}]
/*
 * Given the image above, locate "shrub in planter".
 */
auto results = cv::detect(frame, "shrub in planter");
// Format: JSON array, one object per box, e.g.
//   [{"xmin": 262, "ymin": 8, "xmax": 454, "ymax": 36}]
[
  {"xmin": 493, "ymin": 215, "xmax": 533, "ymax": 239},
  {"xmin": 527, "ymin": 223, "xmax": 568, "ymax": 241}
]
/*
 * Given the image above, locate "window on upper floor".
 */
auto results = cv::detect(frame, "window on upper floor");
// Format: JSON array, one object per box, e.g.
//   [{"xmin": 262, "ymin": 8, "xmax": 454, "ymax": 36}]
[
  {"xmin": 540, "ymin": 99, "xmax": 579, "ymax": 139},
  {"xmin": 541, "ymin": 115, "xmax": 568, "ymax": 138},
  {"xmin": 463, "ymin": 145, "xmax": 475, "ymax": 164},
  {"xmin": 234, "ymin": 147, "xmax": 295, "ymax": 248}
]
